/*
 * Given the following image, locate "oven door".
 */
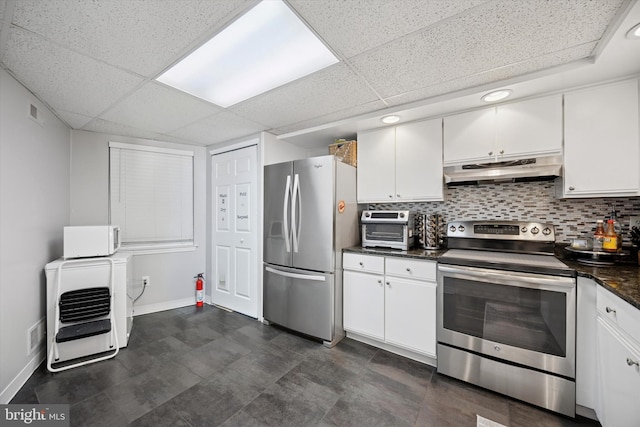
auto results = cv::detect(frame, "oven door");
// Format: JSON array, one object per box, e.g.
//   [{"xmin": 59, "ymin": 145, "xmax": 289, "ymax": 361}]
[{"xmin": 437, "ymin": 263, "xmax": 576, "ymax": 378}]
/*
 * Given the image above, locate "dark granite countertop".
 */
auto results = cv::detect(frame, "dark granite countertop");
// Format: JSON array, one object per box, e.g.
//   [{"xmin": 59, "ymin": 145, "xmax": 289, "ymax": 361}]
[
  {"xmin": 557, "ymin": 246, "xmax": 640, "ymax": 310},
  {"xmin": 343, "ymin": 245, "xmax": 640, "ymax": 310},
  {"xmin": 343, "ymin": 246, "xmax": 446, "ymax": 261}
]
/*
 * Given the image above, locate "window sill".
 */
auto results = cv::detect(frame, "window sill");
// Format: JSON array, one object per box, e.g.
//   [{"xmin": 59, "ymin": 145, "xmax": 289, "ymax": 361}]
[{"xmin": 120, "ymin": 243, "xmax": 198, "ymax": 256}]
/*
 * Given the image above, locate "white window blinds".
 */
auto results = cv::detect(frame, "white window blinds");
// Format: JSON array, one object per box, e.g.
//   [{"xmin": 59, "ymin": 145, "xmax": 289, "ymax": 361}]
[{"xmin": 109, "ymin": 142, "xmax": 194, "ymax": 245}]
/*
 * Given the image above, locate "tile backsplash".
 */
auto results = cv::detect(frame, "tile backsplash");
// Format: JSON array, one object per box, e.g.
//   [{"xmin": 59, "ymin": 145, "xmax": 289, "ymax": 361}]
[{"xmin": 366, "ymin": 180, "xmax": 640, "ymax": 244}]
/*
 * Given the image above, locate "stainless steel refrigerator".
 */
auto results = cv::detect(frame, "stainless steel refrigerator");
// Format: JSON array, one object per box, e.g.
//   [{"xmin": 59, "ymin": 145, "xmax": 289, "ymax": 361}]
[{"xmin": 263, "ymin": 155, "xmax": 358, "ymax": 347}]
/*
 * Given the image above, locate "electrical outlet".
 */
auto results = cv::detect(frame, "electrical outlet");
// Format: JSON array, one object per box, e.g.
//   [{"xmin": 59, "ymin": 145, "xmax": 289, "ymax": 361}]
[
  {"xmin": 142, "ymin": 276, "xmax": 150, "ymax": 287},
  {"xmin": 630, "ymin": 216, "xmax": 640, "ymax": 230}
]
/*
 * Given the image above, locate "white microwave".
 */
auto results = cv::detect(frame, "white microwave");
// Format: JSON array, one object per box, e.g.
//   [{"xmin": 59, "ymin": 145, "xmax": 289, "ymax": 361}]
[{"xmin": 63, "ymin": 225, "xmax": 120, "ymax": 259}]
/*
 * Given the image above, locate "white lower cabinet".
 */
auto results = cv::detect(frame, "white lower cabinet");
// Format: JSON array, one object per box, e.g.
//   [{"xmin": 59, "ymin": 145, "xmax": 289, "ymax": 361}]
[
  {"xmin": 343, "ymin": 269, "xmax": 384, "ymax": 341},
  {"xmin": 385, "ymin": 276, "xmax": 436, "ymax": 356},
  {"xmin": 596, "ymin": 317, "xmax": 640, "ymax": 427},
  {"xmin": 343, "ymin": 252, "xmax": 437, "ymax": 361}
]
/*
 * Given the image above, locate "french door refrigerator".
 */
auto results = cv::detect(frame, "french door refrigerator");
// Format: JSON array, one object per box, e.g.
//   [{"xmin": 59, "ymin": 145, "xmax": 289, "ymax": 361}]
[{"xmin": 263, "ymin": 155, "xmax": 358, "ymax": 346}]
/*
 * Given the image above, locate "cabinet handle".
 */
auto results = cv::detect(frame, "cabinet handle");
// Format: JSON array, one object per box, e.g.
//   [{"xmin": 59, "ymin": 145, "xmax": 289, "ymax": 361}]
[
  {"xmin": 359, "ymin": 262, "xmax": 364, "ymax": 267},
  {"xmin": 488, "ymin": 151, "xmax": 493, "ymax": 156},
  {"xmin": 568, "ymin": 186, "xmax": 575, "ymax": 191},
  {"xmin": 606, "ymin": 306, "xmax": 616, "ymax": 314},
  {"xmin": 389, "ymin": 195, "xmax": 393, "ymax": 198},
  {"xmin": 386, "ymin": 281, "xmax": 390, "ymax": 286},
  {"xmin": 406, "ymin": 268, "xmax": 411, "ymax": 272},
  {"xmin": 397, "ymin": 194, "xmax": 401, "ymax": 198},
  {"xmin": 499, "ymin": 150, "xmax": 504, "ymax": 155},
  {"xmin": 627, "ymin": 358, "xmax": 639, "ymax": 367},
  {"xmin": 377, "ymin": 279, "xmax": 382, "ymax": 285}
]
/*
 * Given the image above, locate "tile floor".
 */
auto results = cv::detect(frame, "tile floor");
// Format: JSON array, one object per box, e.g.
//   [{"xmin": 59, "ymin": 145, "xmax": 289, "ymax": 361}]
[{"xmin": 11, "ymin": 305, "xmax": 601, "ymax": 426}]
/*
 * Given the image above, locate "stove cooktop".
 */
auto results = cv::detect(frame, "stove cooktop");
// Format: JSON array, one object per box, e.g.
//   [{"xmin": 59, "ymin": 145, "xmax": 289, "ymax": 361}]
[{"xmin": 438, "ymin": 248, "xmax": 576, "ymax": 277}]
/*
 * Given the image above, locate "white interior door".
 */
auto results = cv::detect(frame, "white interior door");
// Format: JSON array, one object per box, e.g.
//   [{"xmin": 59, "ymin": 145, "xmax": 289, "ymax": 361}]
[{"xmin": 211, "ymin": 145, "xmax": 258, "ymax": 317}]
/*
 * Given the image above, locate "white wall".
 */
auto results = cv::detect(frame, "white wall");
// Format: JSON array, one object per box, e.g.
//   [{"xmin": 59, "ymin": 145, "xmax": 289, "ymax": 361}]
[
  {"xmin": 70, "ymin": 130, "xmax": 207, "ymax": 315},
  {"xmin": 0, "ymin": 69, "xmax": 70, "ymax": 403}
]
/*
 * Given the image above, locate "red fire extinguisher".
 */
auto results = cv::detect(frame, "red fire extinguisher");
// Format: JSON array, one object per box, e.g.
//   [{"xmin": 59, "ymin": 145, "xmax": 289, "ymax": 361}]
[{"xmin": 194, "ymin": 273, "xmax": 204, "ymax": 307}]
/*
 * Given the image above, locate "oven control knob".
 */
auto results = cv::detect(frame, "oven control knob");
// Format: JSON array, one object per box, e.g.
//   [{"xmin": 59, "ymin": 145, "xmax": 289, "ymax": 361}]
[
  {"xmin": 542, "ymin": 227, "xmax": 551, "ymax": 236},
  {"xmin": 458, "ymin": 225, "xmax": 465, "ymax": 232},
  {"xmin": 399, "ymin": 212, "xmax": 405, "ymax": 218},
  {"xmin": 521, "ymin": 226, "xmax": 527, "ymax": 233},
  {"xmin": 531, "ymin": 227, "xmax": 539, "ymax": 235},
  {"xmin": 364, "ymin": 212, "xmax": 371, "ymax": 217},
  {"xmin": 494, "ymin": 345, "xmax": 501, "ymax": 352},
  {"xmin": 450, "ymin": 225, "xmax": 457, "ymax": 232}
]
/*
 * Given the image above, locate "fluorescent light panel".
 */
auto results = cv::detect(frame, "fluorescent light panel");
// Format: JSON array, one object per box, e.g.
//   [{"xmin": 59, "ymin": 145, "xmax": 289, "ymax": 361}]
[{"xmin": 157, "ymin": 0, "xmax": 339, "ymax": 108}]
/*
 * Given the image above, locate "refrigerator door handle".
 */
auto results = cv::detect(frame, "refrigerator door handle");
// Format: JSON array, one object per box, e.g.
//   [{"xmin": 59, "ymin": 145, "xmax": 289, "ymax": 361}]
[
  {"xmin": 265, "ymin": 266, "xmax": 326, "ymax": 282},
  {"xmin": 283, "ymin": 174, "xmax": 292, "ymax": 253},
  {"xmin": 291, "ymin": 173, "xmax": 301, "ymax": 253}
]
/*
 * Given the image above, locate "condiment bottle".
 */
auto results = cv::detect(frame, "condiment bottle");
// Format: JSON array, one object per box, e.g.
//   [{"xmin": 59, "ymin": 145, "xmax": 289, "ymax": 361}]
[
  {"xmin": 593, "ymin": 220, "xmax": 605, "ymax": 251},
  {"xmin": 602, "ymin": 219, "xmax": 618, "ymax": 252}
]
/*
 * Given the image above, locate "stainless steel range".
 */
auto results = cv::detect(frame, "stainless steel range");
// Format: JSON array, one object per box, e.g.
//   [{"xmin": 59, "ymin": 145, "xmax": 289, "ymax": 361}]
[{"xmin": 437, "ymin": 220, "xmax": 577, "ymax": 417}]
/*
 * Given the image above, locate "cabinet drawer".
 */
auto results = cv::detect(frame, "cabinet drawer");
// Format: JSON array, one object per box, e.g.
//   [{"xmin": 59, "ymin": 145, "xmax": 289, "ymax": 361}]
[
  {"xmin": 385, "ymin": 257, "xmax": 436, "ymax": 281},
  {"xmin": 343, "ymin": 253, "xmax": 384, "ymax": 274},
  {"xmin": 597, "ymin": 286, "xmax": 640, "ymax": 346}
]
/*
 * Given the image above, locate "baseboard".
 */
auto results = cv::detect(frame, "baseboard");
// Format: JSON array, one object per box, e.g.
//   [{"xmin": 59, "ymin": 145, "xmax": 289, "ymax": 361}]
[
  {"xmin": 346, "ymin": 331, "xmax": 437, "ymax": 367},
  {"xmin": 0, "ymin": 349, "xmax": 45, "ymax": 404},
  {"xmin": 132, "ymin": 297, "xmax": 196, "ymax": 317}
]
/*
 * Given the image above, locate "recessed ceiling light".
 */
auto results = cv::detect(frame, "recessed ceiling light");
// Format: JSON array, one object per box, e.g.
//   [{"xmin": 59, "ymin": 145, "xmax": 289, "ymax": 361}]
[
  {"xmin": 626, "ymin": 23, "xmax": 640, "ymax": 39},
  {"xmin": 481, "ymin": 89, "xmax": 513, "ymax": 103},
  {"xmin": 381, "ymin": 115, "xmax": 400, "ymax": 124},
  {"xmin": 156, "ymin": 0, "xmax": 338, "ymax": 108}
]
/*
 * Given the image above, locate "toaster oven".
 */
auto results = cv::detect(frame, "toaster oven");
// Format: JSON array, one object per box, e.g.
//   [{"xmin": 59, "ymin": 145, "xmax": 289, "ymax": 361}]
[{"xmin": 361, "ymin": 210, "xmax": 415, "ymax": 250}]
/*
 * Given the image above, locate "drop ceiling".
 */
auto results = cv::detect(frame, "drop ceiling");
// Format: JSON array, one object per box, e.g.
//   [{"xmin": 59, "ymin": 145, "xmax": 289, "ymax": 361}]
[{"xmin": 1, "ymin": 0, "xmax": 639, "ymax": 148}]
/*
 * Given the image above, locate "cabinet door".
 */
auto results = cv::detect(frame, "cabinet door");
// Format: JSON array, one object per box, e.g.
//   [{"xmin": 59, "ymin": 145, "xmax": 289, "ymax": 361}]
[
  {"xmin": 443, "ymin": 108, "xmax": 496, "ymax": 165},
  {"xmin": 395, "ymin": 119, "xmax": 443, "ymax": 201},
  {"xmin": 497, "ymin": 95, "xmax": 562, "ymax": 160},
  {"xmin": 343, "ymin": 270, "xmax": 384, "ymax": 340},
  {"xmin": 564, "ymin": 79, "xmax": 639, "ymax": 197},
  {"xmin": 357, "ymin": 127, "xmax": 396, "ymax": 202},
  {"xmin": 596, "ymin": 318, "xmax": 640, "ymax": 427},
  {"xmin": 384, "ymin": 276, "xmax": 437, "ymax": 357},
  {"xmin": 576, "ymin": 277, "xmax": 598, "ymax": 410}
]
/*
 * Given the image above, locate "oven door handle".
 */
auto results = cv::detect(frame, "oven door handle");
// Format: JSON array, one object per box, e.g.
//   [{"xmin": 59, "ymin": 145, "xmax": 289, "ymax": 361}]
[{"xmin": 437, "ymin": 264, "xmax": 576, "ymax": 290}]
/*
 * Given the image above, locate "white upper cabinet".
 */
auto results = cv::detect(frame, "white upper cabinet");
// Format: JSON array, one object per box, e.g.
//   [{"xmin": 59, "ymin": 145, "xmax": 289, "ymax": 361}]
[
  {"xmin": 443, "ymin": 108, "xmax": 496, "ymax": 165},
  {"xmin": 562, "ymin": 79, "xmax": 639, "ymax": 197},
  {"xmin": 357, "ymin": 119, "xmax": 443, "ymax": 203},
  {"xmin": 443, "ymin": 95, "xmax": 562, "ymax": 166},
  {"xmin": 357, "ymin": 127, "xmax": 396, "ymax": 202}
]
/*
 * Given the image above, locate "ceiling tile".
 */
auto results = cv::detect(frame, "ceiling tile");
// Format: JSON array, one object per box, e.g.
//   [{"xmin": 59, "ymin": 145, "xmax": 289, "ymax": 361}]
[
  {"xmin": 168, "ymin": 111, "xmax": 267, "ymax": 146},
  {"xmin": 290, "ymin": 0, "xmax": 488, "ymax": 58},
  {"xmin": 3, "ymin": 27, "xmax": 143, "ymax": 117},
  {"xmin": 350, "ymin": 0, "xmax": 625, "ymax": 99},
  {"xmin": 10, "ymin": 0, "xmax": 253, "ymax": 76},
  {"xmin": 56, "ymin": 109, "xmax": 94, "ymax": 129},
  {"xmin": 82, "ymin": 117, "xmax": 168, "ymax": 142},
  {"xmin": 384, "ymin": 43, "xmax": 598, "ymax": 107},
  {"xmin": 273, "ymin": 100, "xmax": 388, "ymax": 135},
  {"xmin": 230, "ymin": 63, "xmax": 380, "ymax": 129},
  {"xmin": 101, "ymin": 82, "xmax": 222, "ymax": 134}
]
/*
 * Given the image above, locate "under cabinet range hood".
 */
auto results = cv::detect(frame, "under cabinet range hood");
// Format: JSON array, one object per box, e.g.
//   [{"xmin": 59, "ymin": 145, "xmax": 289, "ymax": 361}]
[{"xmin": 443, "ymin": 155, "xmax": 562, "ymax": 185}]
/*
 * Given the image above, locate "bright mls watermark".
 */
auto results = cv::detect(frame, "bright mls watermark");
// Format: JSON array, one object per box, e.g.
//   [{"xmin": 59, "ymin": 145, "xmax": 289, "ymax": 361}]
[{"xmin": 1, "ymin": 405, "xmax": 69, "ymax": 427}]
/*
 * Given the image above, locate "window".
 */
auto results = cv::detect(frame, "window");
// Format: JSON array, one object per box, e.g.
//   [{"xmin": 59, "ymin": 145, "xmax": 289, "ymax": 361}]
[{"xmin": 109, "ymin": 142, "xmax": 194, "ymax": 248}]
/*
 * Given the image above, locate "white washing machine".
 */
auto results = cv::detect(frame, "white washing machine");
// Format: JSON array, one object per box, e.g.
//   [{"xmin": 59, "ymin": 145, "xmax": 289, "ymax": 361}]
[{"xmin": 45, "ymin": 252, "xmax": 132, "ymax": 370}]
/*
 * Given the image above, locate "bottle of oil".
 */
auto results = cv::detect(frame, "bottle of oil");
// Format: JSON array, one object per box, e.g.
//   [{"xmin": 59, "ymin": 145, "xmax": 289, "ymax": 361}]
[
  {"xmin": 593, "ymin": 220, "xmax": 605, "ymax": 251},
  {"xmin": 602, "ymin": 219, "xmax": 618, "ymax": 252}
]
